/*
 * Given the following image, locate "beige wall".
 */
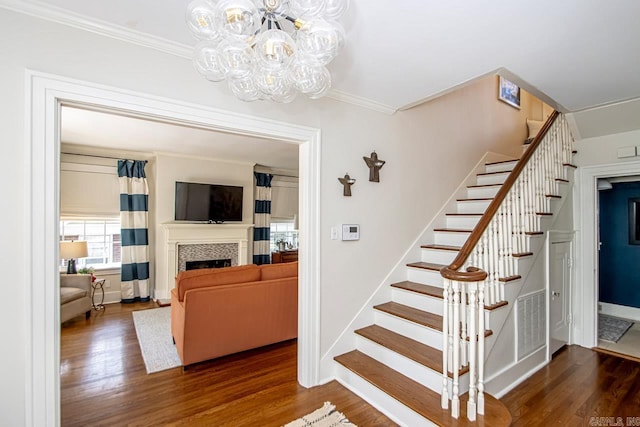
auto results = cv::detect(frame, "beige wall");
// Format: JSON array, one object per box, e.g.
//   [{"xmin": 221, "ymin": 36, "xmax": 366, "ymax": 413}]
[
  {"xmin": 154, "ymin": 153, "xmax": 255, "ymax": 298},
  {"xmin": 0, "ymin": 9, "xmax": 538, "ymax": 423}
]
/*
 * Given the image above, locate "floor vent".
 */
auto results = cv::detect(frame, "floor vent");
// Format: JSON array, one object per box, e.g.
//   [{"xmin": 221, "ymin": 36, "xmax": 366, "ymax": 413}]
[{"xmin": 517, "ymin": 290, "xmax": 546, "ymax": 360}]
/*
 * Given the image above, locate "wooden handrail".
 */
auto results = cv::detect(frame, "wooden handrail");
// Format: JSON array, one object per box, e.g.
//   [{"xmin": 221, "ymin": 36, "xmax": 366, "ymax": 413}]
[{"xmin": 440, "ymin": 110, "xmax": 560, "ymax": 281}]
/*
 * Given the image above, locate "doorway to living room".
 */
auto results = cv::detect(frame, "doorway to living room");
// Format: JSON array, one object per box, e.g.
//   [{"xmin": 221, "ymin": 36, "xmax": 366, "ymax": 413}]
[{"xmin": 27, "ymin": 72, "xmax": 321, "ymax": 423}]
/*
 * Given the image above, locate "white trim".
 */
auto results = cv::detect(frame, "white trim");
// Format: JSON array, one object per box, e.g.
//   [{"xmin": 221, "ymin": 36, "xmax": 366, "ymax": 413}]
[
  {"xmin": 0, "ymin": 0, "xmax": 191, "ymax": 58},
  {"xmin": 599, "ymin": 302, "xmax": 640, "ymax": 322},
  {"xmin": 26, "ymin": 70, "xmax": 322, "ymax": 425},
  {"xmin": 574, "ymin": 160, "xmax": 640, "ymax": 349},
  {"xmin": 326, "ymin": 89, "xmax": 397, "ymax": 115},
  {"xmin": 0, "ymin": 0, "xmax": 397, "ymax": 116}
]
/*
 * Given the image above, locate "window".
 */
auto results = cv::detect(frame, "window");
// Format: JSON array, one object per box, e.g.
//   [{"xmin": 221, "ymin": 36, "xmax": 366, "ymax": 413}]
[
  {"xmin": 60, "ymin": 218, "xmax": 121, "ymax": 270},
  {"xmin": 270, "ymin": 221, "xmax": 299, "ymax": 252}
]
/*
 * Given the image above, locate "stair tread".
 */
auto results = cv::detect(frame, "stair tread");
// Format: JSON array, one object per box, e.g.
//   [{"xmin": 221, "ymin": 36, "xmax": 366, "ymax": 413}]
[
  {"xmin": 390, "ymin": 281, "xmax": 509, "ymax": 311},
  {"xmin": 513, "ymin": 252, "xmax": 533, "ymax": 258},
  {"xmin": 374, "ymin": 301, "xmax": 444, "ymax": 330},
  {"xmin": 485, "ymin": 159, "xmax": 519, "ymax": 166},
  {"xmin": 446, "ymin": 213, "xmax": 484, "ymax": 217},
  {"xmin": 433, "ymin": 228, "xmax": 473, "ymax": 233},
  {"xmin": 457, "ymin": 197, "xmax": 493, "ymax": 202},
  {"xmin": 421, "ymin": 244, "xmax": 462, "ymax": 251},
  {"xmin": 407, "ymin": 261, "xmax": 446, "ymax": 272},
  {"xmin": 392, "ymin": 281, "xmax": 444, "ymax": 298},
  {"xmin": 477, "ymin": 170, "xmax": 511, "ymax": 176},
  {"xmin": 355, "ymin": 325, "xmax": 468, "ymax": 377},
  {"xmin": 467, "ymin": 184, "xmax": 502, "ymax": 189},
  {"xmin": 335, "ymin": 350, "xmax": 512, "ymax": 426}
]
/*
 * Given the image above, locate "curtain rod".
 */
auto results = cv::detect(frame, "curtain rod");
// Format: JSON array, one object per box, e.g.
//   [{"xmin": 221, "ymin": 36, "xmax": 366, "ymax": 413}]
[{"xmin": 61, "ymin": 152, "xmax": 147, "ymax": 162}]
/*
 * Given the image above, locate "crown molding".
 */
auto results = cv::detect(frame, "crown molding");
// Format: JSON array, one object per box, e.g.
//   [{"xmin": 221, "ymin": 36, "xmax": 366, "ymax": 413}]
[
  {"xmin": 1, "ymin": 0, "xmax": 397, "ymax": 115},
  {"xmin": 0, "ymin": 0, "xmax": 191, "ymax": 58},
  {"xmin": 327, "ymin": 89, "xmax": 397, "ymax": 115}
]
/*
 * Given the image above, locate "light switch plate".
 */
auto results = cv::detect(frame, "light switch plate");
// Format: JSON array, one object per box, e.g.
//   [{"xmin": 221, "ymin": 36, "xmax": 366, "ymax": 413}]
[{"xmin": 330, "ymin": 226, "xmax": 339, "ymax": 240}]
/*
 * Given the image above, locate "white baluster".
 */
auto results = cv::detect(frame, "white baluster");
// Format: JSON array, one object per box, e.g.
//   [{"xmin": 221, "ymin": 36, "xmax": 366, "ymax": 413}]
[
  {"xmin": 451, "ymin": 280, "xmax": 461, "ymax": 419},
  {"xmin": 441, "ymin": 279, "xmax": 450, "ymax": 409},
  {"xmin": 466, "ymin": 282, "xmax": 478, "ymax": 421},
  {"xmin": 477, "ymin": 280, "xmax": 485, "ymax": 415},
  {"xmin": 460, "ymin": 282, "xmax": 468, "ymax": 367}
]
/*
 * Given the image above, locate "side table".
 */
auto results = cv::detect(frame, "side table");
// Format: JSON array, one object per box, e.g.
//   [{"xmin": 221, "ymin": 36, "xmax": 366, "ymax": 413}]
[{"xmin": 91, "ymin": 278, "xmax": 106, "ymax": 310}]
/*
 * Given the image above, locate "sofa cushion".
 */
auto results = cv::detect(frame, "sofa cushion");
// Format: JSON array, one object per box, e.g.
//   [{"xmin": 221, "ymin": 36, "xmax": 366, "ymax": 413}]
[
  {"xmin": 260, "ymin": 261, "xmax": 298, "ymax": 281},
  {"xmin": 176, "ymin": 264, "xmax": 261, "ymax": 301},
  {"xmin": 60, "ymin": 286, "xmax": 88, "ymax": 305}
]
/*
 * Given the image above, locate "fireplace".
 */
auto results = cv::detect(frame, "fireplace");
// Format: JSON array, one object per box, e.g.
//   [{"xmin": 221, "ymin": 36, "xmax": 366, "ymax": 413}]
[
  {"xmin": 159, "ymin": 222, "xmax": 253, "ymax": 301},
  {"xmin": 186, "ymin": 258, "xmax": 231, "ymax": 270}
]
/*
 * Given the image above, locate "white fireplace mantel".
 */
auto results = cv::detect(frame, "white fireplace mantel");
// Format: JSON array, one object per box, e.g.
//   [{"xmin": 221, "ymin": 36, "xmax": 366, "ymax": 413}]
[{"xmin": 159, "ymin": 222, "xmax": 254, "ymax": 299}]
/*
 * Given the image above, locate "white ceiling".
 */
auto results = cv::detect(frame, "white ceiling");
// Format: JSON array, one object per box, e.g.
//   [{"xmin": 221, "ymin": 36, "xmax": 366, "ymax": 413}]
[
  {"xmin": 61, "ymin": 106, "xmax": 300, "ymax": 170},
  {"xmin": 7, "ymin": 0, "xmax": 640, "ymax": 112},
  {"xmin": 6, "ymin": 0, "xmax": 640, "ymax": 161}
]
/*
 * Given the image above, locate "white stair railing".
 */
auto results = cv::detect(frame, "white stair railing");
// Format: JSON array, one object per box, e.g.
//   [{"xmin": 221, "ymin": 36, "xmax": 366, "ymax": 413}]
[{"xmin": 440, "ymin": 112, "xmax": 574, "ymax": 420}]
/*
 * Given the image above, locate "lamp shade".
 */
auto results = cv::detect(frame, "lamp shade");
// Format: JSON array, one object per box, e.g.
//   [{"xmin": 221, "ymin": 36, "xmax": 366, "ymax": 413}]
[{"xmin": 60, "ymin": 240, "xmax": 88, "ymax": 260}]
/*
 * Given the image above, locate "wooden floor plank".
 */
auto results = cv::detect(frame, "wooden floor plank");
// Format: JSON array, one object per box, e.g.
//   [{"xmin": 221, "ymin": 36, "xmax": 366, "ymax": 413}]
[{"xmin": 60, "ymin": 302, "xmax": 393, "ymax": 426}]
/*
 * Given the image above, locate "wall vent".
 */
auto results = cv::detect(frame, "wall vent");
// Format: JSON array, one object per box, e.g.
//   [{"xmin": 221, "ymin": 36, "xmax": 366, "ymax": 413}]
[{"xmin": 517, "ymin": 290, "xmax": 546, "ymax": 360}]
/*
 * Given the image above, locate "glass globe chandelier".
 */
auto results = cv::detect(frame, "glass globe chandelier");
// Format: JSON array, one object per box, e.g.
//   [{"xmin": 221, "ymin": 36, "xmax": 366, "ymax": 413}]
[{"xmin": 186, "ymin": 0, "xmax": 349, "ymax": 103}]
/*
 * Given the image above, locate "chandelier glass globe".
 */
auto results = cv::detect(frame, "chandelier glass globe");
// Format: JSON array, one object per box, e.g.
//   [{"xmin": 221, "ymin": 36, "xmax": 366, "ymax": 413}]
[{"xmin": 186, "ymin": 0, "xmax": 349, "ymax": 103}]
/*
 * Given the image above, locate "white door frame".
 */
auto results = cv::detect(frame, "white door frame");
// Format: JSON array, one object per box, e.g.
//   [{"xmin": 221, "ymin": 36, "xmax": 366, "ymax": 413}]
[
  {"xmin": 574, "ymin": 160, "xmax": 640, "ymax": 349},
  {"xmin": 25, "ymin": 70, "xmax": 322, "ymax": 426}
]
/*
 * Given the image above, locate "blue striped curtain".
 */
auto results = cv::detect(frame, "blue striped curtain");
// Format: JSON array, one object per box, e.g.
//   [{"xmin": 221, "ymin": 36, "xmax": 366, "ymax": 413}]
[
  {"xmin": 253, "ymin": 172, "xmax": 273, "ymax": 265},
  {"xmin": 118, "ymin": 160, "xmax": 150, "ymax": 303}
]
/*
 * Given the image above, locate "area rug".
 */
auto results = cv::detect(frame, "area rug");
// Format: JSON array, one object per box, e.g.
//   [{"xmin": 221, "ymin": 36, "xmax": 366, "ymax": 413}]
[
  {"xmin": 283, "ymin": 402, "xmax": 356, "ymax": 427},
  {"xmin": 598, "ymin": 313, "xmax": 634, "ymax": 343},
  {"xmin": 132, "ymin": 307, "xmax": 182, "ymax": 374}
]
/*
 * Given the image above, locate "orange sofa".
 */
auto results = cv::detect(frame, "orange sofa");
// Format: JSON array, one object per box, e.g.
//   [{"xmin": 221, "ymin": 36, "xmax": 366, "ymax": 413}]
[{"xmin": 170, "ymin": 262, "xmax": 298, "ymax": 367}]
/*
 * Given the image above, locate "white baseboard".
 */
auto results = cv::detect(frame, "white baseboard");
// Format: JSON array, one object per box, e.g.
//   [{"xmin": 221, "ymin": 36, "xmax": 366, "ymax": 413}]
[{"xmin": 599, "ymin": 302, "xmax": 640, "ymax": 322}]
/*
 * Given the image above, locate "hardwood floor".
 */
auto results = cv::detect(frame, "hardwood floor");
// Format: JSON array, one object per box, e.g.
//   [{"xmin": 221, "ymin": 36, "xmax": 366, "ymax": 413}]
[
  {"xmin": 61, "ymin": 304, "xmax": 640, "ymax": 426},
  {"xmin": 502, "ymin": 345, "xmax": 640, "ymax": 426},
  {"xmin": 60, "ymin": 302, "xmax": 394, "ymax": 426}
]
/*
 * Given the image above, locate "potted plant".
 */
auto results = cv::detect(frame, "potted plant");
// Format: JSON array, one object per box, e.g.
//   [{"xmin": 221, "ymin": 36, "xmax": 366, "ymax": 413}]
[{"xmin": 78, "ymin": 266, "xmax": 96, "ymax": 282}]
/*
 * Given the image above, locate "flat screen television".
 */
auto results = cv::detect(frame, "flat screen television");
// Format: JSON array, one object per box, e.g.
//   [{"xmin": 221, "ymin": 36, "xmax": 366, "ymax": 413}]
[{"xmin": 175, "ymin": 181, "xmax": 243, "ymax": 223}]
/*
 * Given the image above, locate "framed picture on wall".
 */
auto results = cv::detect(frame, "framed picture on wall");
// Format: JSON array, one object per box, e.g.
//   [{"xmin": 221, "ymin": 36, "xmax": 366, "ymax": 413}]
[
  {"xmin": 630, "ymin": 198, "xmax": 640, "ymax": 245},
  {"xmin": 498, "ymin": 76, "xmax": 521, "ymax": 109}
]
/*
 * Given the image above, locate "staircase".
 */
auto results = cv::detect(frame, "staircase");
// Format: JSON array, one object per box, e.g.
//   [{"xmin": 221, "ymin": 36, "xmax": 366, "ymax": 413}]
[{"xmin": 333, "ymin": 112, "xmax": 575, "ymax": 426}]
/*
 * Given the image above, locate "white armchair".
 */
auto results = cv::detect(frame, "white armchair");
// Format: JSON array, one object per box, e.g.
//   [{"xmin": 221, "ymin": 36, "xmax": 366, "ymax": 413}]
[{"xmin": 60, "ymin": 274, "xmax": 92, "ymax": 323}]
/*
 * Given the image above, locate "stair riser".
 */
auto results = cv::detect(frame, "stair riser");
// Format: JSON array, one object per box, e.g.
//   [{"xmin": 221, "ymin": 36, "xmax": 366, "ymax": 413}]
[
  {"xmin": 466, "ymin": 186, "xmax": 500, "ymax": 199},
  {"xmin": 407, "ymin": 268, "xmax": 444, "ymax": 287},
  {"xmin": 421, "ymin": 248, "xmax": 458, "ymax": 265},
  {"xmin": 434, "ymin": 231, "xmax": 471, "ymax": 247},
  {"xmin": 334, "ymin": 365, "xmax": 437, "ymax": 427},
  {"xmin": 456, "ymin": 200, "xmax": 491, "ymax": 213},
  {"xmin": 374, "ymin": 311, "xmax": 443, "ymax": 351},
  {"xmin": 446, "ymin": 215, "xmax": 481, "ymax": 229},
  {"xmin": 476, "ymin": 173, "xmax": 509, "ymax": 186},
  {"xmin": 392, "ymin": 288, "xmax": 443, "ymax": 316},
  {"xmin": 484, "ymin": 161, "xmax": 517, "ymax": 174},
  {"xmin": 355, "ymin": 336, "xmax": 469, "ymax": 396}
]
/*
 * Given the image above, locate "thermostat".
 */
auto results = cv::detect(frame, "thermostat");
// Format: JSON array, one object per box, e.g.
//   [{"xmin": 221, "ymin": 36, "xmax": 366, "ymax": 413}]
[{"xmin": 342, "ymin": 224, "xmax": 360, "ymax": 241}]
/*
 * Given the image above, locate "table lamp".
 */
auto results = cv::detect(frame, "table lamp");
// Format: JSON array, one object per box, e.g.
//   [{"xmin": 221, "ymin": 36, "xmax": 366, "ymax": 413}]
[{"xmin": 60, "ymin": 240, "xmax": 88, "ymax": 274}]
